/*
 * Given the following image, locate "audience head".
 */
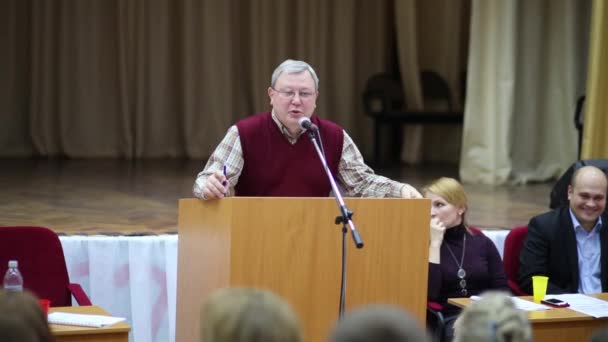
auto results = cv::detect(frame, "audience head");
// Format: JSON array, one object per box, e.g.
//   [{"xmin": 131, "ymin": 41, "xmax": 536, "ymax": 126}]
[
  {"xmin": 200, "ymin": 287, "xmax": 303, "ymax": 342},
  {"xmin": 329, "ymin": 305, "xmax": 430, "ymax": 342},
  {"xmin": 591, "ymin": 327, "xmax": 608, "ymax": 342},
  {"xmin": 453, "ymin": 291, "xmax": 531, "ymax": 342},
  {"xmin": 0, "ymin": 290, "xmax": 54, "ymax": 342},
  {"xmin": 423, "ymin": 177, "xmax": 468, "ymax": 229},
  {"xmin": 568, "ymin": 165, "xmax": 607, "ymax": 230}
]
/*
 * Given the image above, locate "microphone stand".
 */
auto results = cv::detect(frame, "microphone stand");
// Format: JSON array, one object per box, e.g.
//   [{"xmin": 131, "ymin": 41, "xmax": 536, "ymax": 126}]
[{"xmin": 304, "ymin": 128, "xmax": 363, "ymax": 319}]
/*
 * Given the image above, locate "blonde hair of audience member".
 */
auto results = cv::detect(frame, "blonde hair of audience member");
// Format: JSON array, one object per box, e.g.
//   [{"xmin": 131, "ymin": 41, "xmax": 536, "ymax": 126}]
[
  {"xmin": 423, "ymin": 177, "xmax": 469, "ymax": 228},
  {"xmin": 423, "ymin": 177, "xmax": 469, "ymax": 264},
  {"xmin": 453, "ymin": 292, "xmax": 532, "ymax": 342},
  {"xmin": 0, "ymin": 290, "xmax": 55, "ymax": 342},
  {"xmin": 329, "ymin": 305, "xmax": 430, "ymax": 342},
  {"xmin": 201, "ymin": 287, "xmax": 303, "ymax": 342}
]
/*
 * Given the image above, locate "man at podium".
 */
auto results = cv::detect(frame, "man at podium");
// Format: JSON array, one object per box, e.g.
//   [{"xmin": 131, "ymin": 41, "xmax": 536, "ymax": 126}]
[{"xmin": 193, "ymin": 59, "xmax": 421, "ymax": 201}]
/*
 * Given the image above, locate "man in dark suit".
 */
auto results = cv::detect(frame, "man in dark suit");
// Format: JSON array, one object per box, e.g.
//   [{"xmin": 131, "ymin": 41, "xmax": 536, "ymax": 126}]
[{"xmin": 519, "ymin": 165, "xmax": 608, "ymax": 294}]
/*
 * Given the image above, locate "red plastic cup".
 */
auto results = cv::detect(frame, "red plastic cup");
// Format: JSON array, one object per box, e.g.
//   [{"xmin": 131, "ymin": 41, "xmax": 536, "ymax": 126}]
[{"xmin": 39, "ymin": 299, "xmax": 51, "ymax": 315}]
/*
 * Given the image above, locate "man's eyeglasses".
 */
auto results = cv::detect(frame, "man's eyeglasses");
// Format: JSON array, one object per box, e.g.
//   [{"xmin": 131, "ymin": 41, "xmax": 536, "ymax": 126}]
[{"xmin": 272, "ymin": 88, "xmax": 315, "ymax": 100}]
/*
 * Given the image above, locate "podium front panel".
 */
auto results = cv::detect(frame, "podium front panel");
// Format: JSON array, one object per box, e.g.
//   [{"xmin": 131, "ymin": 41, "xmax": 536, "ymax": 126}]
[{"xmin": 177, "ymin": 197, "xmax": 430, "ymax": 342}]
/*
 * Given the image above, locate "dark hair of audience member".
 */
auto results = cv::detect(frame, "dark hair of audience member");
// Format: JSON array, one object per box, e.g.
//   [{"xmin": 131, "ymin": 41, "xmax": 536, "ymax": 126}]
[
  {"xmin": 329, "ymin": 305, "xmax": 430, "ymax": 342},
  {"xmin": 591, "ymin": 327, "xmax": 608, "ymax": 342},
  {"xmin": 0, "ymin": 290, "xmax": 55, "ymax": 342},
  {"xmin": 200, "ymin": 287, "xmax": 303, "ymax": 342}
]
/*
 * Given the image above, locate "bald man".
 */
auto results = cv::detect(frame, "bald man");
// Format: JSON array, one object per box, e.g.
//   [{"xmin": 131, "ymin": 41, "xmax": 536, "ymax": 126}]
[{"xmin": 519, "ymin": 166, "xmax": 608, "ymax": 294}]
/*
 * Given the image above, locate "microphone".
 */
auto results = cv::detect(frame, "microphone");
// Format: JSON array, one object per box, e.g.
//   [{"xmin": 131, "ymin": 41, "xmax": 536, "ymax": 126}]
[{"xmin": 298, "ymin": 117, "xmax": 319, "ymax": 132}]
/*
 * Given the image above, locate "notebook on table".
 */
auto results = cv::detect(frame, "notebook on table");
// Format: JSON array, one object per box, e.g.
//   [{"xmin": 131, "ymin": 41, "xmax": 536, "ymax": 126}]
[{"xmin": 48, "ymin": 312, "xmax": 126, "ymax": 328}]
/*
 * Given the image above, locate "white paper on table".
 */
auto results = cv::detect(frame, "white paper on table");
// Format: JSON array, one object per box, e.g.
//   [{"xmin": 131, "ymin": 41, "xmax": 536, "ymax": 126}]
[
  {"xmin": 509, "ymin": 297, "xmax": 551, "ymax": 311},
  {"xmin": 48, "ymin": 312, "xmax": 126, "ymax": 328},
  {"xmin": 470, "ymin": 295, "xmax": 550, "ymax": 311},
  {"xmin": 545, "ymin": 294, "xmax": 608, "ymax": 318}
]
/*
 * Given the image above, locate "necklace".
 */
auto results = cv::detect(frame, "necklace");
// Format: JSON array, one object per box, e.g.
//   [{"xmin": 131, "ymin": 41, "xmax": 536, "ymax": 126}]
[{"xmin": 445, "ymin": 233, "xmax": 467, "ymax": 296}]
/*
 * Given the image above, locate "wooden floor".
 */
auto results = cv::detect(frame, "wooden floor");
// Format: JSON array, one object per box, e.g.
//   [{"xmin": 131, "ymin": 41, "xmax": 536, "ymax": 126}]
[{"xmin": 0, "ymin": 159, "xmax": 554, "ymax": 235}]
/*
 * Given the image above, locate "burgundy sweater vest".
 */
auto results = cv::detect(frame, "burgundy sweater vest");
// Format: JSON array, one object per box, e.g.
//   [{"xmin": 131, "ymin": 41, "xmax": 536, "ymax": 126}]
[{"xmin": 234, "ymin": 112, "xmax": 343, "ymax": 197}]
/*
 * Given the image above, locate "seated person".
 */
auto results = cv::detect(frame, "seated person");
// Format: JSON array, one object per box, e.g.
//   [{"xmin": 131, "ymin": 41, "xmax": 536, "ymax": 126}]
[
  {"xmin": 200, "ymin": 287, "xmax": 302, "ymax": 342},
  {"xmin": 519, "ymin": 165, "xmax": 608, "ymax": 294},
  {"xmin": 0, "ymin": 290, "xmax": 54, "ymax": 342},
  {"xmin": 328, "ymin": 305, "xmax": 430, "ymax": 342},
  {"xmin": 193, "ymin": 59, "xmax": 421, "ymax": 200},
  {"xmin": 424, "ymin": 177, "xmax": 508, "ymax": 341},
  {"xmin": 453, "ymin": 291, "xmax": 531, "ymax": 342}
]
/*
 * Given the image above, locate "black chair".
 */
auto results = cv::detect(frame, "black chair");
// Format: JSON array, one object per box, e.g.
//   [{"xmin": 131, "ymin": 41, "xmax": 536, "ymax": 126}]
[
  {"xmin": 420, "ymin": 70, "xmax": 454, "ymax": 111},
  {"xmin": 362, "ymin": 70, "xmax": 463, "ymax": 165}
]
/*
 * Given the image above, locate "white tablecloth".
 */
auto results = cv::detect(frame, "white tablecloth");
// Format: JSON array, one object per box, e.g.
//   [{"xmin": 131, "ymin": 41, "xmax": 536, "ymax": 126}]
[
  {"xmin": 60, "ymin": 235, "xmax": 178, "ymax": 342},
  {"xmin": 59, "ymin": 230, "xmax": 509, "ymax": 342}
]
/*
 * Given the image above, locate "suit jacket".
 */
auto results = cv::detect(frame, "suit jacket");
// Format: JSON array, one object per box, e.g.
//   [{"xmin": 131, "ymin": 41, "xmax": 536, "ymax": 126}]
[{"xmin": 518, "ymin": 207, "xmax": 608, "ymax": 294}]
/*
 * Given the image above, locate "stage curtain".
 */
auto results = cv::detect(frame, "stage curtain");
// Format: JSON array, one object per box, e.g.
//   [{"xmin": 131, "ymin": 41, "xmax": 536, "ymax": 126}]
[
  {"xmin": 0, "ymin": 0, "xmax": 392, "ymax": 158},
  {"xmin": 581, "ymin": 0, "xmax": 608, "ymax": 159},
  {"xmin": 460, "ymin": 0, "xmax": 592, "ymax": 185},
  {"xmin": 394, "ymin": 0, "xmax": 471, "ymax": 164}
]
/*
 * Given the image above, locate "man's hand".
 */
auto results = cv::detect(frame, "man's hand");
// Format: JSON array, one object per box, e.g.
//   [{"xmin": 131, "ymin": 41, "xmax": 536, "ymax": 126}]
[
  {"xmin": 201, "ymin": 170, "xmax": 228, "ymax": 200},
  {"xmin": 400, "ymin": 184, "xmax": 422, "ymax": 199}
]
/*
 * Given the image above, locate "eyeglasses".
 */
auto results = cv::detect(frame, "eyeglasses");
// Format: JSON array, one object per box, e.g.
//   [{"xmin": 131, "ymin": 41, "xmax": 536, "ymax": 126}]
[{"xmin": 272, "ymin": 88, "xmax": 315, "ymax": 100}]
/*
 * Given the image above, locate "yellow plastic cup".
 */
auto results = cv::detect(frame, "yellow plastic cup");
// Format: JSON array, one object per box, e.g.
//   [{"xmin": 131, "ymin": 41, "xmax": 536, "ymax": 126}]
[{"xmin": 532, "ymin": 275, "xmax": 549, "ymax": 303}]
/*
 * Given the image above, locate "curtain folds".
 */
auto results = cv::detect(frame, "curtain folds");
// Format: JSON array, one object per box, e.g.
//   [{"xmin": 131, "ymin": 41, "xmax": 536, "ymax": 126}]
[
  {"xmin": 582, "ymin": 0, "xmax": 608, "ymax": 159},
  {"xmin": 460, "ymin": 0, "xmax": 592, "ymax": 185},
  {"xmin": 1, "ymin": 0, "xmax": 393, "ymax": 159},
  {"xmin": 1, "ymin": 1, "xmax": 598, "ymax": 174},
  {"xmin": 394, "ymin": 0, "xmax": 470, "ymax": 164}
]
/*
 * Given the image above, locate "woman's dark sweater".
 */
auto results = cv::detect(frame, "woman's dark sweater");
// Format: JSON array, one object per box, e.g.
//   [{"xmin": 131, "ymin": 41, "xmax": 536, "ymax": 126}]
[{"xmin": 428, "ymin": 224, "xmax": 508, "ymax": 316}]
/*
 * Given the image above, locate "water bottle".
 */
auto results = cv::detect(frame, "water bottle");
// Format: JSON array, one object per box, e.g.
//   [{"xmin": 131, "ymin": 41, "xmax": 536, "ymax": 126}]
[{"xmin": 3, "ymin": 260, "xmax": 24, "ymax": 292}]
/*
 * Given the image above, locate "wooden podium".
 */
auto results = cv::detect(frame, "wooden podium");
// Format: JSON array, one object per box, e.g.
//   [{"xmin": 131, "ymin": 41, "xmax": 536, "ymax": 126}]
[{"xmin": 177, "ymin": 197, "xmax": 430, "ymax": 342}]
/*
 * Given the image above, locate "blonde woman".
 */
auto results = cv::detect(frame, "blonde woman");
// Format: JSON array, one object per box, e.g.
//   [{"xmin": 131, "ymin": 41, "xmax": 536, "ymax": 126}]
[
  {"xmin": 453, "ymin": 291, "xmax": 532, "ymax": 342},
  {"xmin": 201, "ymin": 287, "xmax": 303, "ymax": 342},
  {"xmin": 424, "ymin": 177, "xmax": 508, "ymax": 341}
]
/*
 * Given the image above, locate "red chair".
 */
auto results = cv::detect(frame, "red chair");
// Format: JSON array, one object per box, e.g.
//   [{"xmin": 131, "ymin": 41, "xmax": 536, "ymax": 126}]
[
  {"xmin": 503, "ymin": 226, "xmax": 528, "ymax": 295},
  {"xmin": 0, "ymin": 226, "xmax": 91, "ymax": 306}
]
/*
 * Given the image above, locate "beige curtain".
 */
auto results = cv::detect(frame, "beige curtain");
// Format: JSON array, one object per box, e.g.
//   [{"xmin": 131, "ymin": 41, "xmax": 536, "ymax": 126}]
[
  {"xmin": 0, "ymin": 0, "xmax": 393, "ymax": 158},
  {"xmin": 582, "ymin": 0, "xmax": 608, "ymax": 159},
  {"xmin": 395, "ymin": 0, "xmax": 470, "ymax": 164},
  {"xmin": 460, "ymin": 0, "xmax": 591, "ymax": 185}
]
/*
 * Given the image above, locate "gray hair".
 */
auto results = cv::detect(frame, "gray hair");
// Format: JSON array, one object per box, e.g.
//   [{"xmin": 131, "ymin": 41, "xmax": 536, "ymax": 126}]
[
  {"xmin": 271, "ymin": 59, "xmax": 320, "ymax": 90},
  {"xmin": 454, "ymin": 292, "xmax": 532, "ymax": 342},
  {"xmin": 329, "ymin": 305, "xmax": 430, "ymax": 342}
]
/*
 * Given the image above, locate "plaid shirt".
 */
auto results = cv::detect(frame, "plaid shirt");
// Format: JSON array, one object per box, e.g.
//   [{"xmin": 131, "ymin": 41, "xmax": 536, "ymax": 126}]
[{"xmin": 193, "ymin": 112, "xmax": 405, "ymax": 198}]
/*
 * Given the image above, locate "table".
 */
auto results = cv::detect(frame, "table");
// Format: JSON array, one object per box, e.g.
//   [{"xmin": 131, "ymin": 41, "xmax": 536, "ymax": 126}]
[
  {"xmin": 448, "ymin": 293, "xmax": 608, "ymax": 342},
  {"xmin": 50, "ymin": 305, "xmax": 131, "ymax": 342}
]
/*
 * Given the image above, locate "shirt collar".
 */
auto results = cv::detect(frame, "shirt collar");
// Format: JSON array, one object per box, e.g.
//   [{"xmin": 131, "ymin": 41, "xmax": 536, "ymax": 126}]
[
  {"xmin": 270, "ymin": 110, "xmax": 306, "ymax": 142},
  {"xmin": 569, "ymin": 208, "xmax": 603, "ymax": 233}
]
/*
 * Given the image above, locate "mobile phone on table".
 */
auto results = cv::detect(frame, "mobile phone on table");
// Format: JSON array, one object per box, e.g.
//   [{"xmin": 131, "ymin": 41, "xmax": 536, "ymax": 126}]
[{"xmin": 541, "ymin": 298, "xmax": 570, "ymax": 307}]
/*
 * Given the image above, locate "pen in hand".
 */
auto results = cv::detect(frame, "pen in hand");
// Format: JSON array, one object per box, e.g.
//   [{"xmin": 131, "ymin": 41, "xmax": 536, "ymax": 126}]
[{"xmin": 222, "ymin": 165, "xmax": 228, "ymax": 196}]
